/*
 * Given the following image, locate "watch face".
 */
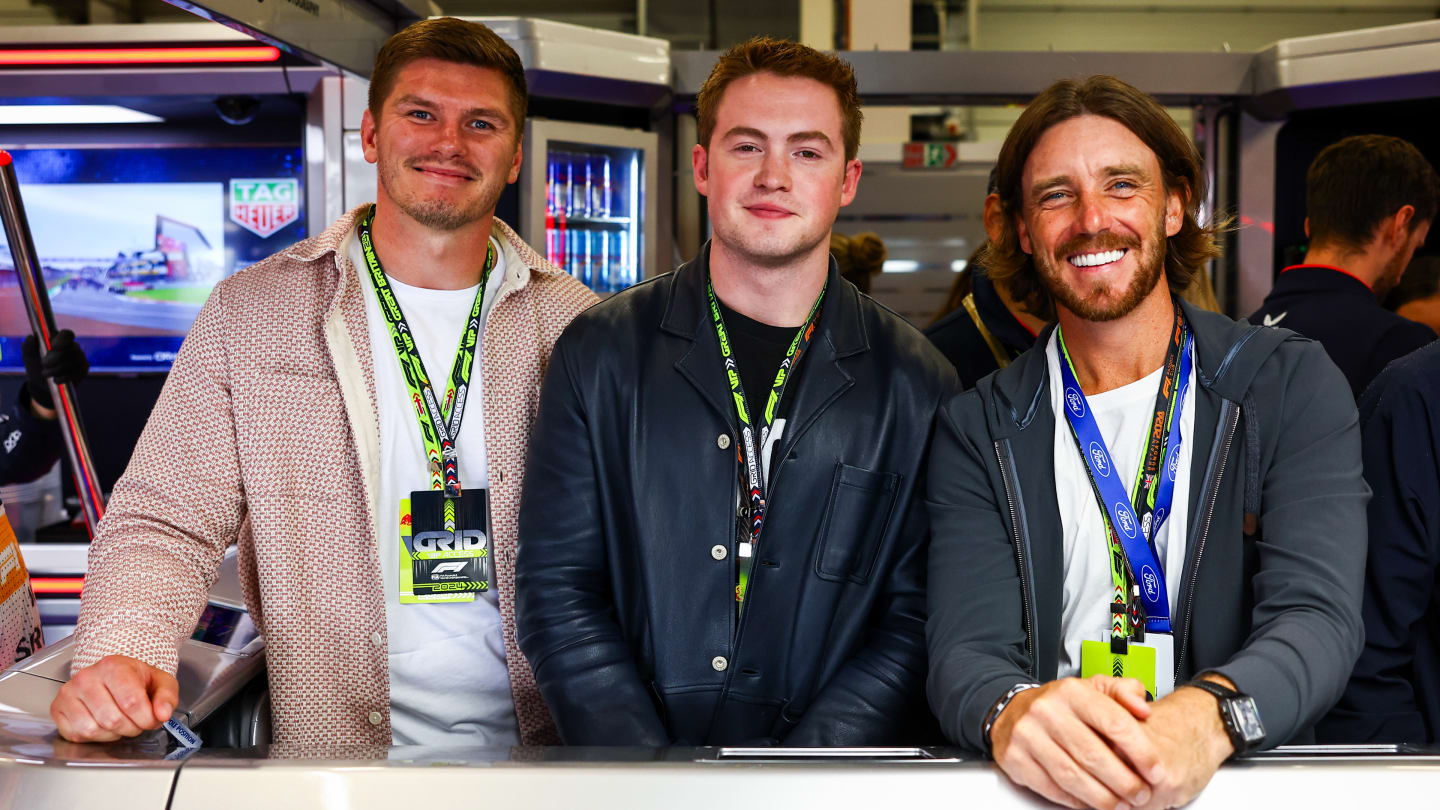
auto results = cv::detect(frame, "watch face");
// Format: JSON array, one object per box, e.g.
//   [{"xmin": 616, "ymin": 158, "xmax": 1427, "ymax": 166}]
[{"xmin": 1229, "ymin": 697, "xmax": 1266, "ymax": 743}]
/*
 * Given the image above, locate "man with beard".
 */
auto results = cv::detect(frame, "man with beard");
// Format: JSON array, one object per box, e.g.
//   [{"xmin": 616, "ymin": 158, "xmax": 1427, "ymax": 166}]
[
  {"xmin": 51, "ymin": 18, "xmax": 596, "ymax": 746},
  {"xmin": 516, "ymin": 38, "xmax": 955, "ymax": 745},
  {"xmin": 926, "ymin": 75, "xmax": 1367, "ymax": 809},
  {"xmin": 1248, "ymin": 135, "xmax": 1437, "ymax": 398}
]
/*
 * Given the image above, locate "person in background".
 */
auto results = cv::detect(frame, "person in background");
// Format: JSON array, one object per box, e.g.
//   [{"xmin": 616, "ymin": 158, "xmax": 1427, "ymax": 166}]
[
  {"xmin": 50, "ymin": 17, "xmax": 596, "ymax": 746},
  {"xmin": 517, "ymin": 37, "xmax": 956, "ymax": 746},
  {"xmin": 1248, "ymin": 134, "xmax": 1438, "ymax": 398},
  {"xmin": 0, "ymin": 332, "xmax": 89, "ymax": 486},
  {"xmin": 1384, "ymin": 255, "xmax": 1440, "ymax": 334},
  {"xmin": 927, "ymin": 169, "xmax": 1048, "ymax": 389},
  {"xmin": 1319, "ymin": 339, "xmax": 1440, "ymax": 744},
  {"xmin": 927, "ymin": 75, "xmax": 1366, "ymax": 810},
  {"xmin": 830, "ymin": 231, "xmax": 885, "ymax": 294}
]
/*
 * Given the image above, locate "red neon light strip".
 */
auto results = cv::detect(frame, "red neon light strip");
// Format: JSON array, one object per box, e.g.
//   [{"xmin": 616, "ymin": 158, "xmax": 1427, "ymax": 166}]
[
  {"xmin": 0, "ymin": 46, "xmax": 281, "ymax": 66},
  {"xmin": 30, "ymin": 577, "xmax": 85, "ymax": 595}
]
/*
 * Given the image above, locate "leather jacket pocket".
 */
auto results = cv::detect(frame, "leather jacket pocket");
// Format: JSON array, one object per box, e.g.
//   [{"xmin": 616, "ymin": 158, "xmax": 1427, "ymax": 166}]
[{"xmin": 814, "ymin": 463, "xmax": 901, "ymax": 584}]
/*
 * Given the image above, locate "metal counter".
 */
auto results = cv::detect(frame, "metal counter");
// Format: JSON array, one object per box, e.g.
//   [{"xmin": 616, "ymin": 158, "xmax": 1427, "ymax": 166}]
[{"xmin": 1, "ymin": 735, "xmax": 1438, "ymax": 809}]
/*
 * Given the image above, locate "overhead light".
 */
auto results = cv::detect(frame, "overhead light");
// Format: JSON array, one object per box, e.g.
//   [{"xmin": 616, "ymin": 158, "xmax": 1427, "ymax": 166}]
[
  {"xmin": 951, "ymin": 260, "xmax": 968, "ymax": 272},
  {"xmin": 883, "ymin": 260, "xmax": 920, "ymax": 273},
  {"xmin": 0, "ymin": 46, "xmax": 281, "ymax": 66},
  {"xmin": 0, "ymin": 105, "xmax": 163, "ymax": 125}
]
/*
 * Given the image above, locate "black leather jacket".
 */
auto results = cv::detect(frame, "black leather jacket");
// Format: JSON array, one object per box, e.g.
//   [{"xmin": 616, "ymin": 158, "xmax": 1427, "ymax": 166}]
[{"xmin": 517, "ymin": 245, "xmax": 958, "ymax": 746}]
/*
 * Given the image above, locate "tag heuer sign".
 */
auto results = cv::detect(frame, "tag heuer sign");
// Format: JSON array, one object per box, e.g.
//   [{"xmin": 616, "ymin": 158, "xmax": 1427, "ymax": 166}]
[{"xmin": 230, "ymin": 178, "xmax": 300, "ymax": 238}]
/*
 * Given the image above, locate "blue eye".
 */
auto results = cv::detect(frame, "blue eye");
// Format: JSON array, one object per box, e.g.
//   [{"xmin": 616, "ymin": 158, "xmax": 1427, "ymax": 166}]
[
  {"xmin": 471, "ymin": 119, "xmax": 493, "ymax": 130},
  {"xmin": 409, "ymin": 110, "xmax": 432, "ymax": 120}
]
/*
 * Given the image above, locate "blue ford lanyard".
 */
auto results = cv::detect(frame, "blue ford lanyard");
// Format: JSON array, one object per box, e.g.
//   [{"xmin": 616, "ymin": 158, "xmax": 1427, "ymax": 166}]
[{"xmin": 1055, "ymin": 324, "xmax": 1193, "ymax": 633}]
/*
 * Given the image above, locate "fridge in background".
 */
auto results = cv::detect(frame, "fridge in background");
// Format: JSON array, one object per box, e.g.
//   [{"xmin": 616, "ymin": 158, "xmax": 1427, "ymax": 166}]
[{"xmin": 522, "ymin": 119, "xmax": 658, "ymax": 295}]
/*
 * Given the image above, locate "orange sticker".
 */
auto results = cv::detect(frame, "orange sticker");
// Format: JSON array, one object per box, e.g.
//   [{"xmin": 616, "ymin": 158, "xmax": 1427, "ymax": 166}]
[{"xmin": 0, "ymin": 506, "xmax": 31, "ymax": 604}]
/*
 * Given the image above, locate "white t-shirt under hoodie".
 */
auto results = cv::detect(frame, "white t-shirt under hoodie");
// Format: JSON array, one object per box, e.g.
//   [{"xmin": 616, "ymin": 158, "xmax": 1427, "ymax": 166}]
[{"xmin": 1046, "ymin": 330, "xmax": 1196, "ymax": 680}]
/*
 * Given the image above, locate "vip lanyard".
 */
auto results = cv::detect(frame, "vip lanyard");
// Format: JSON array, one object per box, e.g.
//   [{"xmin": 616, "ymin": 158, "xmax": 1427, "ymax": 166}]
[
  {"xmin": 357, "ymin": 205, "xmax": 496, "ymax": 499},
  {"xmin": 1055, "ymin": 304, "xmax": 1192, "ymax": 636},
  {"xmin": 706, "ymin": 276, "xmax": 824, "ymax": 604}
]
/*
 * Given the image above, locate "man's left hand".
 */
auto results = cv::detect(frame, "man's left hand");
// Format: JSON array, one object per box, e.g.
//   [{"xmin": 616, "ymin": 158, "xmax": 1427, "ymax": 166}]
[{"xmin": 1131, "ymin": 677, "xmax": 1236, "ymax": 809}]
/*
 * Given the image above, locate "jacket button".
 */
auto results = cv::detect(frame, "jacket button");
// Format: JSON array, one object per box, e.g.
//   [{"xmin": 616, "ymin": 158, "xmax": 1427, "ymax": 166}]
[
  {"xmin": 717, "ymin": 434, "xmax": 732, "ymax": 450},
  {"xmin": 711, "ymin": 656, "xmax": 728, "ymax": 672},
  {"xmin": 370, "ymin": 632, "xmax": 382, "ymax": 646},
  {"xmin": 367, "ymin": 711, "xmax": 383, "ymax": 726},
  {"xmin": 711, "ymin": 544, "xmax": 727, "ymax": 560}
]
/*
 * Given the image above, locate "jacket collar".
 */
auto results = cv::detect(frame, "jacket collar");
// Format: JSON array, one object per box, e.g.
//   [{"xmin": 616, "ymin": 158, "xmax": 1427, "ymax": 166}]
[
  {"xmin": 283, "ymin": 204, "xmax": 565, "ymax": 303},
  {"xmin": 973, "ymin": 268, "xmax": 1040, "ymax": 354},
  {"xmin": 660, "ymin": 241, "xmax": 869, "ymax": 359},
  {"xmin": 664, "ymin": 241, "xmax": 869, "ymax": 458},
  {"xmin": 1276, "ymin": 263, "xmax": 1375, "ymax": 295},
  {"xmin": 985, "ymin": 296, "xmax": 1286, "ymax": 436}
]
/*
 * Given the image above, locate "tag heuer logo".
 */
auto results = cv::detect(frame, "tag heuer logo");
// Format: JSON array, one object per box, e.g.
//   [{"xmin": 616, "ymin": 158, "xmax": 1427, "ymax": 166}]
[{"xmin": 230, "ymin": 178, "xmax": 299, "ymax": 238}]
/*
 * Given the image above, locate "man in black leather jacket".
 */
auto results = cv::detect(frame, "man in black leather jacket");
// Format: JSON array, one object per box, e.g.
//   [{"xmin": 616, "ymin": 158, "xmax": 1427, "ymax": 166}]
[{"xmin": 516, "ymin": 38, "xmax": 957, "ymax": 746}]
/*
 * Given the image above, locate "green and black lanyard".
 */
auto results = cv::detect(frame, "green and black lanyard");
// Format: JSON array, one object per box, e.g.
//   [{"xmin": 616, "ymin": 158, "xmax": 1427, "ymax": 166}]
[
  {"xmin": 706, "ymin": 276, "xmax": 825, "ymax": 609},
  {"xmin": 357, "ymin": 205, "xmax": 497, "ymax": 510}
]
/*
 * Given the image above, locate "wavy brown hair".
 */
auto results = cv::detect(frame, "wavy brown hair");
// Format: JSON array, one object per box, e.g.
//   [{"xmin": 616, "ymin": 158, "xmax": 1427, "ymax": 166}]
[
  {"xmin": 980, "ymin": 75, "xmax": 1225, "ymax": 320},
  {"xmin": 696, "ymin": 37, "xmax": 863, "ymax": 162}
]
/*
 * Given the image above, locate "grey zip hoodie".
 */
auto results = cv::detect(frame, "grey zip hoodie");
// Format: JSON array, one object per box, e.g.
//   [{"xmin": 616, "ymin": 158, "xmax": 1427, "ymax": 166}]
[{"xmin": 925, "ymin": 297, "xmax": 1369, "ymax": 752}]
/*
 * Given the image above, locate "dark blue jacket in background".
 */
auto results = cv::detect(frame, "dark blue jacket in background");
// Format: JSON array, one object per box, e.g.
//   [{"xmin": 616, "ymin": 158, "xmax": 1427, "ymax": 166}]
[
  {"xmin": 1319, "ymin": 339, "xmax": 1440, "ymax": 744},
  {"xmin": 0, "ymin": 386, "xmax": 62, "ymax": 486},
  {"xmin": 1248, "ymin": 264, "xmax": 1435, "ymax": 399},
  {"xmin": 924, "ymin": 267, "xmax": 1037, "ymax": 390}
]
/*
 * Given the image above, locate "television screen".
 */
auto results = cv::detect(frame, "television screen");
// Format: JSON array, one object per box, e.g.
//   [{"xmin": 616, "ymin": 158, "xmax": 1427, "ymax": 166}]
[{"xmin": 0, "ymin": 145, "xmax": 305, "ymax": 372}]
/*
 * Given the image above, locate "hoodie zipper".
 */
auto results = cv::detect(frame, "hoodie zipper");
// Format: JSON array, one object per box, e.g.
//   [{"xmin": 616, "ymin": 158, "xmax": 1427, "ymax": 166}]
[
  {"xmin": 1173, "ymin": 401, "xmax": 1240, "ymax": 678},
  {"xmin": 994, "ymin": 441, "xmax": 1037, "ymax": 678}
]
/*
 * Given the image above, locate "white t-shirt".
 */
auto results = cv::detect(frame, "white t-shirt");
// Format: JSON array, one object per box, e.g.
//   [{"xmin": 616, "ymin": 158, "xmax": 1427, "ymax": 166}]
[
  {"xmin": 350, "ymin": 231, "xmax": 519, "ymax": 746},
  {"xmin": 1047, "ymin": 331, "xmax": 1195, "ymax": 679}
]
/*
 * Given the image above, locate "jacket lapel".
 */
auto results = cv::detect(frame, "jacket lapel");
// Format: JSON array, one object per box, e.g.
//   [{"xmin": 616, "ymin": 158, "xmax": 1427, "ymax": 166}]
[
  {"xmin": 665, "ymin": 248, "xmax": 754, "ymax": 429},
  {"xmin": 770, "ymin": 265, "xmax": 863, "ymax": 465}
]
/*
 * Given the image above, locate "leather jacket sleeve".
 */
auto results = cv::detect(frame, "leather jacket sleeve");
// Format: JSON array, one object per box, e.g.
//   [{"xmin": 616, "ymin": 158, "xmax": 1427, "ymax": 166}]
[
  {"xmin": 782, "ymin": 417, "xmax": 946, "ymax": 747},
  {"xmin": 516, "ymin": 332, "xmax": 670, "ymax": 746}
]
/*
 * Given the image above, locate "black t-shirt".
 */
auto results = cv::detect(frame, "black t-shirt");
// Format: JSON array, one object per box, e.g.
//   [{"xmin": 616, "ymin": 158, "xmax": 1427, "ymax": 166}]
[{"xmin": 716, "ymin": 298, "xmax": 799, "ymax": 427}]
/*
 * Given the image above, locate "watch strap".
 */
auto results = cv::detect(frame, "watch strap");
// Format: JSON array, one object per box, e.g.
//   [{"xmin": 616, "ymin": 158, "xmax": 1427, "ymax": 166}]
[
  {"xmin": 1185, "ymin": 677, "xmax": 1261, "ymax": 754},
  {"xmin": 1185, "ymin": 678, "xmax": 1238, "ymax": 702}
]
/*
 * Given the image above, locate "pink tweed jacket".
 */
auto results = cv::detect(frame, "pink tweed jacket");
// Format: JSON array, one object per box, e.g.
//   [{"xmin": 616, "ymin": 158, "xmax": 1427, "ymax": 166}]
[{"xmin": 72, "ymin": 205, "xmax": 597, "ymax": 746}]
